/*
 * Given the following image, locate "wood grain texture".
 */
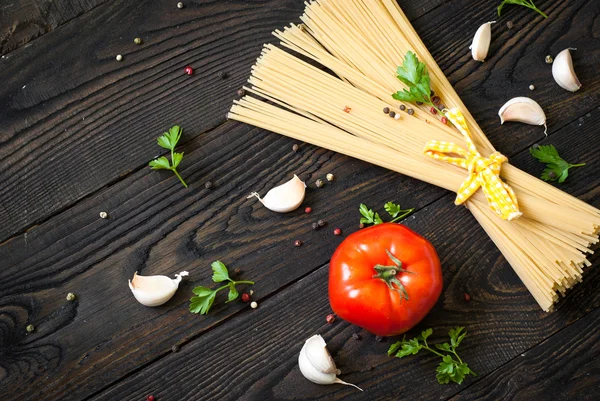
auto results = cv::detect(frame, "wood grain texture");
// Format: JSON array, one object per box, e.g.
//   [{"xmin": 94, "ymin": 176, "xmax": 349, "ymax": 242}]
[
  {"xmin": 0, "ymin": 0, "xmax": 110, "ymax": 56},
  {"xmin": 0, "ymin": 0, "xmax": 445, "ymax": 243},
  {"xmin": 0, "ymin": 120, "xmax": 445, "ymax": 401},
  {"xmin": 89, "ymin": 141, "xmax": 600, "ymax": 401},
  {"xmin": 30, "ymin": 106, "xmax": 600, "ymax": 401},
  {"xmin": 1, "ymin": 0, "xmax": 597, "ymax": 244},
  {"xmin": 1, "ymin": 0, "xmax": 599, "ymax": 400},
  {"xmin": 450, "ymin": 307, "xmax": 600, "ymax": 401}
]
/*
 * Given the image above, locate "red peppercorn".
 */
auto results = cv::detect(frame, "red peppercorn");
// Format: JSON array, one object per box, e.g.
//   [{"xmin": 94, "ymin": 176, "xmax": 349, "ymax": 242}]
[
  {"xmin": 147, "ymin": 396, "xmax": 155, "ymax": 401},
  {"xmin": 430, "ymin": 107, "xmax": 437, "ymax": 115},
  {"xmin": 441, "ymin": 116, "xmax": 448, "ymax": 124},
  {"xmin": 241, "ymin": 293, "xmax": 251, "ymax": 302},
  {"xmin": 305, "ymin": 207, "xmax": 312, "ymax": 214},
  {"xmin": 184, "ymin": 66, "xmax": 193, "ymax": 75},
  {"xmin": 326, "ymin": 313, "xmax": 335, "ymax": 324},
  {"xmin": 294, "ymin": 239, "xmax": 302, "ymax": 247},
  {"xmin": 333, "ymin": 228, "xmax": 342, "ymax": 236}
]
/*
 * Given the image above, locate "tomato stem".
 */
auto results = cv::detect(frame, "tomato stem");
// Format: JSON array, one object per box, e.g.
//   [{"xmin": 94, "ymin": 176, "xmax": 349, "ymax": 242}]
[{"xmin": 372, "ymin": 249, "xmax": 416, "ymax": 301}]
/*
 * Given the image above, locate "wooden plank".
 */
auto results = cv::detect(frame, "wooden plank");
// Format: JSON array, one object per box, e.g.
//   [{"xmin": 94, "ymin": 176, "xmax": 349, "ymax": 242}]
[
  {"xmin": 1, "ymin": 0, "xmax": 596, "ymax": 243},
  {"xmin": 1, "ymin": 101, "xmax": 597, "ymax": 400},
  {"xmin": 0, "ymin": 120, "xmax": 445, "ymax": 401},
  {"xmin": 412, "ymin": 0, "xmax": 600, "ymax": 156},
  {"xmin": 449, "ymin": 307, "xmax": 600, "ymax": 401},
  {"xmin": 88, "ymin": 202, "xmax": 600, "ymax": 400},
  {"xmin": 0, "ymin": 0, "xmax": 110, "ymax": 56}
]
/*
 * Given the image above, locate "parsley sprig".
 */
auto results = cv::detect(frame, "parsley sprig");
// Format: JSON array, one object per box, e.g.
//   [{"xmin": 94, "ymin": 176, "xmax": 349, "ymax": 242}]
[
  {"xmin": 530, "ymin": 144, "xmax": 585, "ymax": 183},
  {"xmin": 189, "ymin": 261, "xmax": 254, "ymax": 315},
  {"xmin": 393, "ymin": 51, "xmax": 439, "ymax": 113},
  {"xmin": 388, "ymin": 327, "xmax": 477, "ymax": 385},
  {"xmin": 359, "ymin": 202, "xmax": 414, "ymax": 226},
  {"xmin": 497, "ymin": 0, "xmax": 548, "ymax": 19},
  {"xmin": 149, "ymin": 125, "xmax": 188, "ymax": 188}
]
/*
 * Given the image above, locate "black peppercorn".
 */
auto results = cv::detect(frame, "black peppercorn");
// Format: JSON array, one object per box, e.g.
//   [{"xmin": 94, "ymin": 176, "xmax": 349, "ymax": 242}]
[
  {"xmin": 312, "ymin": 222, "xmax": 319, "ymax": 230},
  {"xmin": 318, "ymin": 219, "xmax": 325, "ymax": 227},
  {"xmin": 352, "ymin": 333, "xmax": 362, "ymax": 341},
  {"xmin": 383, "ymin": 107, "xmax": 390, "ymax": 114},
  {"xmin": 399, "ymin": 105, "xmax": 406, "ymax": 111},
  {"xmin": 416, "ymin": 101, "xmax": 423, "ymax": 106},
  {"xmin": 389, "ymin": 110, "xmax": 396, "ymax": 118},
  {"xmin": 205, "ymin": 181, "xmax": 213, "ymax": 189},
  {"xmin": 237, "ymin": 88, "xmax": 245, "ymax": 97},
  {"xmin": 407, "ymin": 108, "xmax": 414, "ymax": 115}
]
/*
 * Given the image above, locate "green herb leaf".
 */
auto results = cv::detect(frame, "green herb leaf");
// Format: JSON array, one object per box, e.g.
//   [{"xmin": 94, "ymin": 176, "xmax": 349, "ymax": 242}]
[
  {"xmin": 530, "ymin": 145, "xmax": 585, "ymax": 184},
  {"xmin": 396, "ymin": 339, "xmax": 422, "ymax": 358},
  {"xmin": 189, "ymin": 291, "xmax": 217, "ymax": 314},
  {"xmin": 393, "ymin": 51, "xmax": 433, "ymax": 106},
  {"xmin": 149, "ymin": 156, "xmax": 171, "ymax": 170},
  {"xmin": 384, "ymin": 201, "xmax": 414, "ymax": 222},
  {"xmin": 449, "ymin": 326, "xmax": 465, "ymax": 348},
  {"xmin": 421, "ymin": 328, "xmax": 433, "ymax": 341},
  {"xmin": 149, "ymin": 125, "xmax": 188, "ymax": 188},
  {"xmin": 211, "ymin": 260, "xmax": 230, "ymax": 282},
  {"xmin": 497, "ymin": 0, "xmax": 548, "ymax": 19},
  {"xmin": 435, "ymin": 343, "xmax": 452, "ymax": 352},
  {"xmin": 192, "ymin": 286, "xmax": 214, "ymax": 297},
  {"xmin": 226, "ymin": 282, "xmax": 239, "ymax": 303},
  {"xmin": 388, "ymin": 339, "xmax": 404, "ymax": 356},
  {"xmin": 359, "ymin": 203, "xmax": 383, "ymax": 225},
  {"xmin": 388, "ymin": 327, "xmax": 476, "ymax": 385},
  {"xmin": 172, "ymin": 152, "xmax": 184, "ymax": 169},
  {"xmin": 189, "ymin": 261, "xmax": 254, "ymax": 315}
]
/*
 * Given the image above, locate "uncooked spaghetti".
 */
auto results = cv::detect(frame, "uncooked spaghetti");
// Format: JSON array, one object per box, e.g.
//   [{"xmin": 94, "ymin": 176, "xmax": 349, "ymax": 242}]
[{"xmin": 228, "ymin": 0, "xmax": 599, "ymax": 311}]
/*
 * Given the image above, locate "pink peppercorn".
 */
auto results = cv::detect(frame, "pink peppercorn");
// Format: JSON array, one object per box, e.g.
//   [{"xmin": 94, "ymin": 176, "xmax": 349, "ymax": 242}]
[
  {"xmin": 441, "ymin": 116, "xmax": 448, "ymax": 124},
  {"xmin": 184, "ymin": 66, "xmax": 193, "ymax": 75},
  {"xmin": 241, "ymin": 293, "xmax": 251, "ymax": 302},
  {"xmin": 305, "ymin": 207, "xmax": 312, "ymax": 214},
  {"xmin": 326, "ymin": 314, "xmax": 335, "ymax": 324},
  {"xmin": 147, "ymin": 396, "xmax": 155, "ymax": 401},
  {"xmin": 430, "ymin": 107, "xmax": 437, "ymax": 115},
  {"xmin": 333, "ymin": 228, "xmax": 342, "ymax": 236}
]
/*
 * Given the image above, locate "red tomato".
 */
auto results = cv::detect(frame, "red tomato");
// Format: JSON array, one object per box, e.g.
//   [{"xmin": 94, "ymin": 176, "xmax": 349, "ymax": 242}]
[{"xmin": 329, "ymin": 223, "xmax": 442, "ymax": 336}]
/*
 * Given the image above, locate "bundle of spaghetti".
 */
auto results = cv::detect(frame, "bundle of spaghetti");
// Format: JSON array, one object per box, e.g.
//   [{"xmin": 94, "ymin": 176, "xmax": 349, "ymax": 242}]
[{"xmin": 228, "ymin": 0, "xmax": 599, "ymax": 311}]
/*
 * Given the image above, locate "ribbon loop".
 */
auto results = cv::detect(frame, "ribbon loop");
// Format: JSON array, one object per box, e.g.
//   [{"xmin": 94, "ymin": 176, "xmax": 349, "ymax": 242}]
[{"xmin": 424, "ymin": 108, "xmax": 522, "ymax": 221}]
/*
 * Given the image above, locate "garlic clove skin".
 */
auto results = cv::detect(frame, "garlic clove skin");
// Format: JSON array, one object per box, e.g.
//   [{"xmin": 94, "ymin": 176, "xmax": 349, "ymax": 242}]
[
  {"xmin": 303, "ymin": 334, "xmax": 338, "ymax": 374},
  {"xmin": 298, "ymin": 335, "xmax": 363, "ymax": 391},
  {"xmin": 470, "ymin": 21, "xmax": 496, "ymax": 62},
  {"xmin": 552, "ymin": 48, "xmax": 581, "ymax": 92},
  {"xmin": 498, "ymin": 97, "xmax": 547, "ymax": 135},
  {"xmin": 247, "ymin": 174, "xmax": 306, "ymax": 213},
  {"xmin": 129, "ymin": 271, "xmax": 189, "ymax": 307}
]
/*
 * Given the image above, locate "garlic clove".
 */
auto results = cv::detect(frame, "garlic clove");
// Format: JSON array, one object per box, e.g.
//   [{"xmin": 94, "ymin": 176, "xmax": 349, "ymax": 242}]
[
  {"xmin": 298, "ymin": 335, "xmax": 363, "ymax": 391},
  {"xmin": 498, "ymin": 97, "xmax": 547, "ymax": 135},
  {"xmin": 303, "ymin": 334, "xmax": 338, "ymax": 374},
  {"xmin": 247, "ymin": 174, "xmax": 306, "ymax": 213},
  {"xmin": 470, "ymin": 21, "xmax": 496, "ymax": 62},
  {"xmin": 129, "ymin": 271, "xmax": 189, "ymax": 307},
  {"xmin": 552, "ymin": 48, "xmax": 581, "ymax": 92}
]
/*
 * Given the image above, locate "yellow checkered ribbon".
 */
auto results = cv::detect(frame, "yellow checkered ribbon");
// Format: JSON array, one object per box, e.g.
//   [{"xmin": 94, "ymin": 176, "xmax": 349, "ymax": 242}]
[{"xmin": 424, "ymin": 108, "xmax": 522, "ymax": 221}]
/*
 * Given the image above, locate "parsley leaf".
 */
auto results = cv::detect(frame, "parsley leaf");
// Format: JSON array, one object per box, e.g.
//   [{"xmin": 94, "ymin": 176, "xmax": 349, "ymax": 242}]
[
  {"xmin": 149, "ymin": 125, "xmax": 188, "ymax": 188},
  {"xmin": 360, "ymin": 202, "xmax": 414, "ymax": 226},
  {"xmin": 359, "ymin": 203, "xmax": 383, "ymax": 225},
  {"xmin": 387, "ymin": 326, "xmax": 476, "ymax": 385},
  {"xmin": 211, "ymin": 261, "xmax": 230, "ymax": 282},
  {"xmin": 393, "ymin": 51, "xmax": 437, "ymax": 109},
  {"xmin": 189, "ymin": 261, "xmax": 254, "ymax": 315},
  {"xmin": 530, "ymin": 144, "xmax": 585, "ymax": 183},
  {"xmin": 498, "ymin": 0, "xmax": 548, "ymax": 19}
]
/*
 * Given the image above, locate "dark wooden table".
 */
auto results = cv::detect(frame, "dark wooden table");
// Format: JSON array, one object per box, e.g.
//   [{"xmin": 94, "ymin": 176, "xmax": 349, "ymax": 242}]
[{"xmin": 1, "ymin": 1, "xmax": 599, "ymax": 400}]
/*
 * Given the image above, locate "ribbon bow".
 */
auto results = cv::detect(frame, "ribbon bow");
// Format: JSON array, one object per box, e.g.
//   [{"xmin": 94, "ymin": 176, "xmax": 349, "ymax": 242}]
[{"xmin": 424, "ymin": 108, "xmax": 522, "ymax": 221}]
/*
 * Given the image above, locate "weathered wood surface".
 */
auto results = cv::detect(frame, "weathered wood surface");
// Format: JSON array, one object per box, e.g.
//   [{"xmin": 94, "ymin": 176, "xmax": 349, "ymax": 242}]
[
  {"xmin": 1, "ymin": 0, "xmax": 599, "ymax": 400},
  {"xmin": 89, "ymin": 107, "xmax": 600, "ymax": 401},
  {"xmin": 0, "ymin": 0, "xmax": 110, "ymax": 55}
]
